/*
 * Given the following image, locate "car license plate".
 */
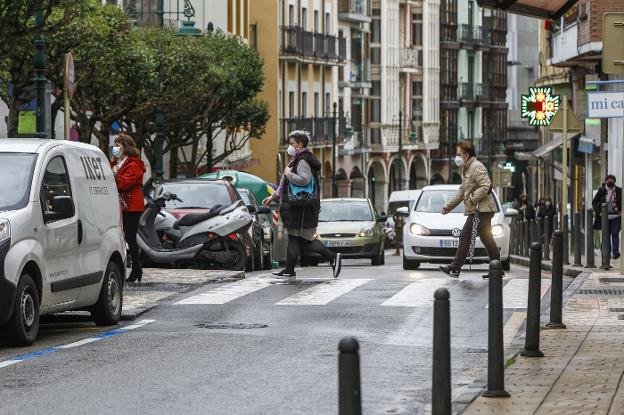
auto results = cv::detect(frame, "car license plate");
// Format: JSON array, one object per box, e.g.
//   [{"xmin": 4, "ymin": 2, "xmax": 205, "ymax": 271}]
[
  {"xmin": 325, "ymin": 240, "xmax": 352, "ymax": 247},
  {"xmin": 440, "ymin": 239, "xmax": 459, "ymax": 248}
]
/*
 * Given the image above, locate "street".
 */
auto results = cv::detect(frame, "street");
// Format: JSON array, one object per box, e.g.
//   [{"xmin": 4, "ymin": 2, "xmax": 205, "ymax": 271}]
[{"xmin": 0, "ymin": 254, "xmax": 550, "ymax": 414}]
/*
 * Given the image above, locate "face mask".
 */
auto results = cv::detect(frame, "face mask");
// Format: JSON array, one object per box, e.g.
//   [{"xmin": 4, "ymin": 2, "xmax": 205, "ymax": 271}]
[
  {"xmin": 287, "ymin": 145, "xmax": 297, "ymax": 157},
  {"xmin": 112, "ymin": 146, "xmax": 122, "ymax": 159},
  {"xmin": 607, "ymin": 181, "xmax": 615, "ymax": 189},
  {"xmin": 545, "ymin": 202, "xmax": 551, "ymax": 207},
  {"xmin": 454, "ymin": 155, "xmax": 465, "ymax": 167}
]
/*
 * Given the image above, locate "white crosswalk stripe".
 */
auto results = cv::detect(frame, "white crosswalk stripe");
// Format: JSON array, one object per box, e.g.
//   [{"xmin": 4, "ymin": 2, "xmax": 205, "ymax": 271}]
[
  {"xmin": 381, "ymin": 278, "xmax": 452, "ymax": 307},
  {"xmin": 175, "ymin": 278, "xmax": 274, "ymax": 305},
  {"xmin": 276, "ymin": 279, "xmax": 372, "ymax": 306},
  {"xmin": 485, "ymin": 278, "xmax": 552, "ymax": 309}
]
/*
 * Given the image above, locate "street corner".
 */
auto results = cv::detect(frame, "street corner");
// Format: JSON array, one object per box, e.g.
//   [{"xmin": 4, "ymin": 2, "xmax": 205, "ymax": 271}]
[{"xmin": 122, "ymin": 268, "xmax": 245, "ymax": 320}]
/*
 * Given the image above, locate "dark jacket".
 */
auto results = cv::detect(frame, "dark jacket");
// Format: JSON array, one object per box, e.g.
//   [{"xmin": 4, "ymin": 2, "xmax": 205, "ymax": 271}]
[
  {"xmin": 280, "ymin": 151, "xmax": 321, "ymax": 229},
  {"xmin": 592, "ymin": 184, "xmax": 622, "ymax": 229}
]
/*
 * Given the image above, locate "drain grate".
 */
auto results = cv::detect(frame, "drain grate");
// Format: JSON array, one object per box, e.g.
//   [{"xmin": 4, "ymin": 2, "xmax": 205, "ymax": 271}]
[
  {"xmin": 124, "ymin": 283, "xmax": 195, "ymax": 292},
  {"xmin": 465, "ymin": 348, "xmax": 487, "ymax": 354},
  {"xmin": 599, "ymin": 278, "xmax": 624, "ymax": 284},
  {"xmin": 195, "ymin": 322, "xmax": 268, "ymax": 330},
  {"xmin": 579, "ymin": 287, "xmax": 624, "ymax": 295}
]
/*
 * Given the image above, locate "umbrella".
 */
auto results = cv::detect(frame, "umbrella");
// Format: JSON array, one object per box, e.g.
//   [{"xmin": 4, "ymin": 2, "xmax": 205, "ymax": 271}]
[{"xmin": 199, "ymin": 170, "xmax": 273, "ymax": 202}]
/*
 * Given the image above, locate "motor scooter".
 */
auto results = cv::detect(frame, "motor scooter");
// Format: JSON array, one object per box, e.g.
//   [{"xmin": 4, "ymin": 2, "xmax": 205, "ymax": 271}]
[{"xmin": 137, "ymin": 191, "xmax": 253, "ymax": 270}]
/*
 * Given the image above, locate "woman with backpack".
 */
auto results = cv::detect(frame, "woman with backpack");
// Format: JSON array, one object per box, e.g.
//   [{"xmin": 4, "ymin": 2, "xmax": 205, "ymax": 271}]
[{"xmin": 263, "ymin": 130, "xmax": 342, "ymax": 280}]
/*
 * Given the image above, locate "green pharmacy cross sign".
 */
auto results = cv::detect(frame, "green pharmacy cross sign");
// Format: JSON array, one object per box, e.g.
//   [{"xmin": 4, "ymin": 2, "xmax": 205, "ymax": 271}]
[{"xmin": 521, "ymin": 87, "xmax": 560, "ymax": 127}]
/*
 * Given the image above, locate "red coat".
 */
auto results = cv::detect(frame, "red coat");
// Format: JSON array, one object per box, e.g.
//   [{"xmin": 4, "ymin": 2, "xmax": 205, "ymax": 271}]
[{"xmin": 112, "ymin": 156, "xmax": 146, "ymax": 213}]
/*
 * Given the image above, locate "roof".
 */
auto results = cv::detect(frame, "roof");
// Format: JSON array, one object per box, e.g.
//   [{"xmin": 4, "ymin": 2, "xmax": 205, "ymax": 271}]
[
  {"xmin": 421, "ymin": 185, "xmax": 461, "ymax": 191},
  {"xmin": 0, "ymin": 138, "xmax": 103, "ymax": 154},
  {"xmin": 476, "ymin": 0, "xmax": 578, "ymax": 20}
]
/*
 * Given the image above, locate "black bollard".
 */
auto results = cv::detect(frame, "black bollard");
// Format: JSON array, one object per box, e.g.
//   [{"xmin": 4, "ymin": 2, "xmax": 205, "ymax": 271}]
[
  {"xmin": 432, "ymin": 288, "xmax": 451, "ymax": 415},
  {"xmin": 586, "ymin": 209, "xmax": 595, "ymax": 268},
  {"xmin": 511, "ymin": 222, "xmax": 517, "ymax": 255},
  {"xmin": 563, "ymin": 214, "xmax": 570, "ymax": 265},
  {"xmin": 573, "ymin": 212, "xmax": 583, "ymax": 266},
  {"xmin": 601, "ymin": 203, "xmax": 610, "ymax": 270},
  {"xmin": 338, "ymin": 337, "xmax": 361, "ymax": 415},
  {"xmin": 547, "ymin": 231, "xmax": 566, "ymax": 329},
  {"xmin": 482, "ymin": 260, "xmax": 511, "ymax": 398},
  {"xmin": 521, "ymin": 242, "xmax": 545, "ymax": 357},
  {"xmin": 536, "ymin": 218, "xmax": 543, "ymax": 246},
  {"xmin": 544, "ymin": 215, "xmax": 551, "ymax": 261},
  {"xmin": 523, "ymin": 220, "xmax": 530, "ymax": 257}
]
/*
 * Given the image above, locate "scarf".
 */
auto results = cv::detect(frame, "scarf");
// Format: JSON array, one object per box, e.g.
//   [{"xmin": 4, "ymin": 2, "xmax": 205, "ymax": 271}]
[{"xmin": 275, "ymin": 148, "xmax": 308, "ymax": 200}]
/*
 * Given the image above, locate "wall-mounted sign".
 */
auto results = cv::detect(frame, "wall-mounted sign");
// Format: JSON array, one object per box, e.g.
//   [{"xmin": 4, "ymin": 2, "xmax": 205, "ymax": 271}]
[
  {"xmin": 587, "ymin": 91, "xmax": 624, "ymax": 118},
  {"xmin": 521, "ymin": 87, "xmax": 560, "ymax": 127}
]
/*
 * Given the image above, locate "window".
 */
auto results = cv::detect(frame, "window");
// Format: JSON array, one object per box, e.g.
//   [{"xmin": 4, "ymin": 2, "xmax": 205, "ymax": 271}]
[
  {"xmin": 314, "ymin": 10, "xmax": 319, "ymax": 32},
  {"xmin": 289, "ymin": 91, "xmax": 295, "ymax": 117},
  {"xmin": 0, "ymin": 153, "xmax": 37, "ymax": 212},
  {"xmin": 40, "ymin": 156, "xmax": 73, "ymax": 220},
  {"xmin": 370, "ymin": 100, "xmax": 381, "ymax": 123},
  {"xmin": 325, "ymin": 12, "xmax": 330, "ymax": 33},
  {"xmin": 371, "ymin": 18, "xmax": 381, "ymax": 43},
  {"xmin": 412, "ymin": 13, "xmax": 422, "ymax": 46},
  {"xmin": 412, "ymin": 81, "xmax": 423, "ymax": 96},
  {"xmin": 468, "ymin": 0, "xmax": 474, "ymax": 26},
  {"xmin": 314, "ymin": 92, "xmax": 320, "ymax": 117},
  {"xmin": 371, "ymin": 81, "xmax": 381, "ymax": 96},
  {"xmin": 301, "ymin": 7, "xmax": 307, "ymax": 29},
  {"xmin": 325, "ymin": 92, "xmax": 331, "ymax": 112},
  {"xmin": 371, "ymin": 47, "xmax": 381, "ymax": 64},
  {"xmin": 289, "ymin": 5, "xmax": 294, "ymax": 26},
  {"xmin": 301, "ymin": 92, "xmax": 307, "ymax": 117}
]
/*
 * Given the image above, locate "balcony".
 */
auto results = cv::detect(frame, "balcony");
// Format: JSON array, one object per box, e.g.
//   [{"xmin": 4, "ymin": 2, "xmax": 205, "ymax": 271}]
[
  {"xmin": 338, "ymin": 0, "xmax": 371, "ymax": 23},
  {"xmin": 458, "ymin": 82, "xmax": 475, "ymax": 101},
  {"xmin": 342, "ymin": 60, "xmax": 371, "ymax": 88},
  {"xmin": 280, "ymin": 117, "xmax": 347, "ymax": 146},
  {"xmin": 547, "ymin": 21, "xmax": 602, "ymax": 66},
  {"xmin": 280, "ymin": 26, "xmax": 347, "ymax": 64},
  {"xmin": 400, "ymin": 47, "xmax": 421, "ymax": 72},
  {"xmin": 475, "ymin": 83, "xmax": 491, "ymax": 102}
]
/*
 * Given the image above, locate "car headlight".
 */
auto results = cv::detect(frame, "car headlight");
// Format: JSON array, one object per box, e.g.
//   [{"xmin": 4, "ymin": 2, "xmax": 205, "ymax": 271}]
[
  {"xmin": 358, "ymin": 227, "xmax": 374, "ymax": 237},
  {"xmin": 410, "ymin": 223, "xmax": 430, "ymax": 236},
  {"xmin": 492, "ymin": 224, "xmax": 504, "ymax": 237},
  {"xmin": 0, "ymin": 219, "xmax": 10, "ymax": 243},
  {"xmin": 313, "ymin": 232, "xmax": 319, "ymax": 239}
]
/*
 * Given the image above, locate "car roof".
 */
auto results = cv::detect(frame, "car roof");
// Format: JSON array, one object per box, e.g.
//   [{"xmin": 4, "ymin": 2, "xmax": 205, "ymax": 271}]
[
  {"xmin": 0, "ymin": 138, "xmax": 99, "ymax": 154},
  {"xmin": 320, "ymin": 198, "xmax": 370, "ymax": 203},
  {"xmin": 421, "ymin": 185, "xmax": 461, "ymax": 191},
  {"xmin": 388, "ymin": 190, "xmax": 422, "ymax": 202}
]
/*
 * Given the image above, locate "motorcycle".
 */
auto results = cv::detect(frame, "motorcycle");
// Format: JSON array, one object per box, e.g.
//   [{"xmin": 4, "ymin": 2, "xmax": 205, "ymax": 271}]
[{"xmin": 137, "ymin": 190, "xmax": 253, "ymax": 270}]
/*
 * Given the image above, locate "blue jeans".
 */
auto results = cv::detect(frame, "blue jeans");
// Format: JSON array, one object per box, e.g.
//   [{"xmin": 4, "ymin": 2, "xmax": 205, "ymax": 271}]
[{"xmin": 609, "ymin": 218, "xmax": 621, "ymax": 255}]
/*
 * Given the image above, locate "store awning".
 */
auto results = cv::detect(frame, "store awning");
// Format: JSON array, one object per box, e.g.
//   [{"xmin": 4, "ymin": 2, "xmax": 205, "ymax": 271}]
[
  {"xmin": 531, "ymin": 133, "xmax": 580, "ymax": 158},
  {"xmin": 476, "ymin": 0, "xmax": 579, "ymax": 20}
]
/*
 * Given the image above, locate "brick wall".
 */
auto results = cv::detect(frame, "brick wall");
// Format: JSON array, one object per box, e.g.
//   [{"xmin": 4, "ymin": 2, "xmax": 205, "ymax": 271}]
[{"xmin": 588, "ymin": 0, "xmax": 624, "ymax": 44}]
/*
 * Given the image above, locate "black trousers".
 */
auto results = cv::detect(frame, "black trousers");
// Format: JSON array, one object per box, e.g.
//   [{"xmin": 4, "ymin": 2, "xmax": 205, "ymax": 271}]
[
  {"xmin": 451, "ymin": 212, "xmax": 500, "ymax": 270},
  {"xmin": 286, "ymin": 235, "xmax": 336, "ymax": 272},
  {"xmin": 123, "ymin": 212, "xmax": 142, "ymax": 275}
]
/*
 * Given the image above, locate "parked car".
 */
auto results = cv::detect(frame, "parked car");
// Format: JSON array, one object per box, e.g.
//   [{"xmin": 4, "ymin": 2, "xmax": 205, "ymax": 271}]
[
  {"xmin": 238, "ymin": 188, "xmax": 272, "ymax": 270},
  {"xmin": 386, "ymin": 190, "xmax": 422, "ymax": 246},
  {"xmin": 144, "ymin": 179, "xmax": 256, "ymax": 270},
  {"xmin": 311, "ymin": 198, "xmax": 387, "ymax": 266},
  {"xmin": 0, "ymin": 139, "xmax": 127, "ymax": 346},
  {"xmin": 401, "ymin": 185, "xmax": 517, "ymax": 271}
]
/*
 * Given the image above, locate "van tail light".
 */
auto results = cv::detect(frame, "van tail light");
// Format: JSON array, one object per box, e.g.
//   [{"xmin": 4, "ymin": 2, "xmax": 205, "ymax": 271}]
[{"xmin": 227, "ymin": 233, "xmax": 239, "ymax": 241}]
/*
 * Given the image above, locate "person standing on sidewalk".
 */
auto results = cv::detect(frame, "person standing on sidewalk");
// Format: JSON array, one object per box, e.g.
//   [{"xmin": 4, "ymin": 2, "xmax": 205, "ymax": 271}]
[
  {"xmin": 439, "ymin": 140, "xmax": 498, "ymax": 279},
  {"xmin": 592, "ymin": 174, "xmax": 622, "ymax": 259},
  {"xmin": 262, "ymin": 130, "xmax": 342, "ymax": 280},
  {"xmin": 111, "ymin": 133, "xmax": 146, "ymax": 282}
]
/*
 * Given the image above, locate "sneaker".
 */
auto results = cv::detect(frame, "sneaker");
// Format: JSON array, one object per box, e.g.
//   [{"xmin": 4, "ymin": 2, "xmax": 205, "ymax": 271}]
[
  {"xmin": 439, "ymin": 264, "xmax": 460, "ymax": 278},
  {"xmin": 332, "ymin": 253, "xmax": 342, "ymax": 279},
  {"xmin": 272, "ymin": 269, "xmax": 296, "ymax": 279}
]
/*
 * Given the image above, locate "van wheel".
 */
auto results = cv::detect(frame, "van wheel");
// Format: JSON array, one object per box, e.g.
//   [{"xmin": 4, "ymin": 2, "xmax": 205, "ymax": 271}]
[
  {"xmin": 3, "ymin": 274, "xmax": 40, "ymax": 346},
  {"xmin": 91, "ymin": 261, "xmax": 123, "ymax": 326}
]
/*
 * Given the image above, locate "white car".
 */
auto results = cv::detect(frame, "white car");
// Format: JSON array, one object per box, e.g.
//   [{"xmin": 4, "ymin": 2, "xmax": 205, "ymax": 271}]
[{"xmin": 401, "ymin": 185, "xmax": 517, "ymax": 271}]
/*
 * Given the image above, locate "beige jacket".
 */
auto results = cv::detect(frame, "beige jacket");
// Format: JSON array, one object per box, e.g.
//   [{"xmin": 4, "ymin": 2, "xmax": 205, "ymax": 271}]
[{"xmin": 444, "ymin": 157, "xmax": 496, "ymax": 215}]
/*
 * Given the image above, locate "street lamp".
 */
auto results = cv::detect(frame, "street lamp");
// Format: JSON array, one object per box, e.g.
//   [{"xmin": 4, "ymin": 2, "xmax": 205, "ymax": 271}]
[
  {"xmin": 332, "ymin": 102, "xmax": 338, "ymax": 198},
  {"xmin": 33, "ymin": 10, "xmax": 50, "ymax": 139}
]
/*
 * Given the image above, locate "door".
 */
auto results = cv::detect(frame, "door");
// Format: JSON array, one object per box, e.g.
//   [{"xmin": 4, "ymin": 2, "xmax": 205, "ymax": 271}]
[{"xmin": 38, "ymin": 154, "xmax": 82, "ymax": 305}]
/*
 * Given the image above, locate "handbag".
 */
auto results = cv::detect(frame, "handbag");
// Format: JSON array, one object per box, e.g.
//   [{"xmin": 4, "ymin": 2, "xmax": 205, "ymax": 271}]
[{"xmin": 287, "ymin": 176, "xmax": 317, "ymax": 208}]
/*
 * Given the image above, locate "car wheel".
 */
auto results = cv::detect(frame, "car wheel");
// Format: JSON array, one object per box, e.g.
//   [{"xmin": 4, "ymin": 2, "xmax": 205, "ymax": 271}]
[
  {"xmin": 502, "ymin": 258, "xmax": 511, "ymax": 271},
  {"xmin": 2, "ymin": 274, "xmax": 40, "ymax": 346},
  {"xmin": 91, "ymin": 261, "xmax": 123, "ymax": 326},
  {"xmin": 402, "ymin": 254, "xmax": 420, "ymax": 270}
]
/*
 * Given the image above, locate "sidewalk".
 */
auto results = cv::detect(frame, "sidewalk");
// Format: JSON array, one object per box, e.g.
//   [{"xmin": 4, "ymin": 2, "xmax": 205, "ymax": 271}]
[
  {"xmin": 510, "ymin": 250, "xmax": 621, "ymax": 277},
  {"xmin": 122, "ymin": 268, "xmax": 244, "ymax": 319},
  {"xmin": 462, "ymin": 270, "xmax": 624, "ymax": 415}
]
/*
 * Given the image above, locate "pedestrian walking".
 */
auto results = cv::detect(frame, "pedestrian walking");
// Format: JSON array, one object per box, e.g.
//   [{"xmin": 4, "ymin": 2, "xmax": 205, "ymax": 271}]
[
  {"xmin": 263, "ymin": 130, "xmax": 342, "ymax": 280},
  {"xmin": 111, "ymin": 133, "xmax": 146, "ymax": 282},
  {"xmin": 392, "ymin": 209, "xmax": 405, "ymax": 256},
  {"xmin": 518, "ymin": 194, "xmax": 536, "ymax": 221},
  {"xmin": 592, "ymin": 174, "xmax": 622, "ymax": 259},
  {"xmin": 438, "ymin": 140, "xmax": 499, "ymax": 279},
  {"xmin": 537, "ymin": 196, "xmax": 556, "ymax": 235}
]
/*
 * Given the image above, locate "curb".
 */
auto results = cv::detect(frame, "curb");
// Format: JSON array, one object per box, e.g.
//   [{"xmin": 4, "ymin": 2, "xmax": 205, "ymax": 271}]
[{"xmin": 510, "ymin": 254, "xmax": 584, "ymax": 277}]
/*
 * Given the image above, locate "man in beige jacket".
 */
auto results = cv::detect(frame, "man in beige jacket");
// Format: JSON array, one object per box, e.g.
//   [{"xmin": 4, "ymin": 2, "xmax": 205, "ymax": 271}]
[{"xmin": 439, "ymin": 140, "xmax": 498, "ymax": 278}]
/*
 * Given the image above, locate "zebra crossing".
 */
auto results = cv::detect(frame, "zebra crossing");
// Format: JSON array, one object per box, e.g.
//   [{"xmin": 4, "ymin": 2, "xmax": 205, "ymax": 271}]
[{"xmin": 174, "ymin": 274, "xmax": 552, "ymax": 309}]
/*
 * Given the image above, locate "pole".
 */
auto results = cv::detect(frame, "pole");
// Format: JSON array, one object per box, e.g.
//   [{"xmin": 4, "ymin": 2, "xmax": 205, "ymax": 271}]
[
  {"xmin": 33, "ymin": 10, "xmax": 49, "ymax": 140},
  {"xmin": 432, "ymin": 288, "xmax": 451, "ymax": 414},
  {"xmin": 482, "ymin": 260, "xmax": 511, "ymax": 398},
  {"xmin": 547, "ymin": 230, "xmax": 566, "ymax": 329},
  {"xmin": 64, "ymin": 54, "xmax": 70, "ymax": 140},
  {"xmin": 521, "ymin": 242, "xmax": 545, "ymax": 357},
  {"xmin": 398, "ymin": 110, "xmax": 403, "ymax": 191},
  {"xmin": 601, "ymin": 203, "xmax": 611, "ymax": 270},
  {"xmin": 338, "ymin": 337, "xmax": 361, "ymax": 415},
  {"xmin": 154, "ymin": 0, "xmax": 165, "ymax": 179},
  {"xmin": 544, "ymin": 215, "xmax": 551, "ymax": 260},
  {"xmin": 573, "ymin": 211, "xmax": 583, "ymax": 266},
  {"xmin": 332, "ymin": 102, "xmax": 338, "ymax": 198},
  {"xmin": 561, "ymin": 96, "xmax": 569, "ymax": 264}
]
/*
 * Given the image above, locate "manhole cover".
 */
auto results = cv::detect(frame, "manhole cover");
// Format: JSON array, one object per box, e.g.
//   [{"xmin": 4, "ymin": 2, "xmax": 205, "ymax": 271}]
[
  {"xmin": 195, "ymin": 322, "xmax": 268, "ymax": 329},
  {"xmin": 465, "ymin": 348, "xmax": 487, "ymax": 353},
  {"xmin": 270, "ymin": 280, "xmax": 319, "ymax": 286}
]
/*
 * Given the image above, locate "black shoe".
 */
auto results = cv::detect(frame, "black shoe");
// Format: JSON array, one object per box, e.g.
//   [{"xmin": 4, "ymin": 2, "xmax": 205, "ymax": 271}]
[
  {"xmin": 332, "ymin": 253, "xmax": 342, "ymax": 279},
  {"xmin": 613, "ymin": 253, "xmax": 621, "ymax": 260},
  {"xmin": 272, "ymin": 269, "xmax": 296, "ymax": 279},
  {"xmin": 126, "ymin": 269, "xmax": 142, "ymax": 283},
  {"xmin": 439, "ymin": 264, "xmax": 460, "ymax": 278}
]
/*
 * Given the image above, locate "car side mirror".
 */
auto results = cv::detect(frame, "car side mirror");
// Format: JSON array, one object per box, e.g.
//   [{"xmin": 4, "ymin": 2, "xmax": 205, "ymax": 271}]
[
  {"xmin": 396, "ymin": 207, "xmax": 409, "ymax": 216},
  {"xmin": 44, "ymin": 195, "xmax": 75, "ymax": 222},
  {"xmin": 247, "ymin": 204, "xmax": 257, "ymax": 213},
  {"xmin": 257, "ymin": 206, "xmax": 271, "ymax": 215},
  {"xmin": 505, "ymin": 208, "xmax": 519, "ymax": 218}
]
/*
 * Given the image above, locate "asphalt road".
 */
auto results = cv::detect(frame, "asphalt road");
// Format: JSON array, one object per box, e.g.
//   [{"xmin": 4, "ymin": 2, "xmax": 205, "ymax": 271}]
[{"xmin": 0, "ymin": 253, "xmax": 546, "ymax": 415}]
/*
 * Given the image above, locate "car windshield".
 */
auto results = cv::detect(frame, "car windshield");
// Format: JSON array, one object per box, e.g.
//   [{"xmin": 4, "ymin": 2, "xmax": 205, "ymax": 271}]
[
  {"xmin": 415, "ymin": 190, "xmax": 499, "ymax": 213},
  {"xmin": 0, "ymin": 153, "xmax": 37, "ymax": 212},
  {"xmin": 319, "ymin": 201, "xmax": 373, "ymax": 222},
  {"xmin": 160, "ymin": 182, "xmax": 234, "ymax": 209}
]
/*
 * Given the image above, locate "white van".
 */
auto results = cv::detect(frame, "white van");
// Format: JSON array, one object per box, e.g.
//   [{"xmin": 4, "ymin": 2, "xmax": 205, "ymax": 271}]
[
  {"xmin": 386, "ymin": 190, "xmax": 422, "ymax": 233},
  {"xmin": 0, "ymin": 139, "xmax": 126, "ymax": 346}
]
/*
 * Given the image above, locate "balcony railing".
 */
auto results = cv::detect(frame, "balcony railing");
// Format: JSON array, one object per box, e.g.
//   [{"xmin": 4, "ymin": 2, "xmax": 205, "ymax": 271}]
[
  {"xmin": 441, "ymin": 23, "xmax": 457, "ymax": 43},
  {"xmin": 475, "ymin": 83, "xmax": 491, "ymax": 101},
  {"xmin": 458, "ymin": 82, "xmax": 475, "ymax": 101},
  {"xmin": 350, "ymin": 60, "xmax": 370, "ymax": 83},
  {"xmin": 401, "ymin": 47, "xmax": 421, "ymax": 68},
  {"xmin": 441, "ymin": 83, "xmax": 458, "ymax": 102},
  {"xmin": 339, "ymin": 0, "xmax": 367, "ymax": 14},
  {"xmin": 280, "ymin": 26, "xmax": 346, "ymax": 62},
  {"xmin": 281, "ymin": 117, "xmax": 347, "ymax": 146}
]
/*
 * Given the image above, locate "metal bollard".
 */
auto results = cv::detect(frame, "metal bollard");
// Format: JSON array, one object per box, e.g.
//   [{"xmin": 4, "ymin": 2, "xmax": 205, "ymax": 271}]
[
  {"xmin": 563, "ymin": 215, "xmax": 569, "ymax": 265},
  {"xmin": 573, "ymin": 212, "xmax": 583, "ymax": 266},
  {"xmin": 523, "ymin": 220, "xmax": 530, "ymax": 257},
  {"xmin": 339, "ymin": 337, "xmax": 361, "ymax": 415},
  {"xmin": 521, "ymin": 242, "xmax": 545, "ymax": 357},
  {"xmin": 586, "ymin": 209, "xmax": 595, "ymax": 268},
  {"xmin": 536, "ymin": 218, "xmax": 543, "ymax": 246},
  {"xmin": 432, "ymin": 288, "xmax": 451, "ymax": 415},
  {"xmin": 482, "ymin": 260, "xmax": 511, "ymax": 398},
  {"xmin": 601, "ymin": 203, "xmax": 610, "ymax": 270},
  {"xmin": 511, "ymin": 222, "xmax": 517, "ymax": 255},
  {"xmin": 544, "ymin": 215, "xmax": 551, "ymax": 261},
  {"xmin": 547, "ymin": 231, "xmax": 566, "ymax": 329}
]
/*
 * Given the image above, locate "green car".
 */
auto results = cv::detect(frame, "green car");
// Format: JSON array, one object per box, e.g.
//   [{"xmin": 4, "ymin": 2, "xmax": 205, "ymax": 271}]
[{"xmin": 311, "ymin": 198, "xmax": 387, "ymax": 266}]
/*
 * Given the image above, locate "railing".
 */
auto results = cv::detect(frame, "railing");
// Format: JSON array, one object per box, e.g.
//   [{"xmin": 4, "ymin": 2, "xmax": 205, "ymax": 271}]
[
  {"xmin": 326, "ymin": 34, "xmax": 338, "ymax": 59},
  {"xmin": 350, "ymin": 60, "xmax": 370, "ymax": 83},
  {"xmin": 280, "ymin": 26, "xmax": 346, "ymax": 61},
  {"xmin": 441, "ymin": 23, "xmax": 457, "ymax": 43},
  {"xmin": 338, "ymin": 0, "xmax": 367, "ymax": 14},
  {"xmin": 458, "ymin": 82, "xmax": 475, "ymax": 101},
  {"xmin": 441, "ymin": 83, "xmax": 458, "ymax": 102},
  {"xmin": 475, "ymin": 83, "xmax": 492, "ymax": 101},
  {"xmin": 281, "ymin": 117, "xmax": 347, "ymax": 146},
  {"xmin": 458, "ymin": 24, "xmax": 497, "ymax": 46}
]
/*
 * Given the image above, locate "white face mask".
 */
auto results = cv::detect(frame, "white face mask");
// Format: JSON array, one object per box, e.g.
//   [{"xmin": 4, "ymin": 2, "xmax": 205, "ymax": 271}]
[
  {"xmin": 287, "ymin": 145, "xmax": 297, "ymax": 157},
  {"xmin": 112, "ymin": 146, "xmax": 122, "ymax": 159},
  {"xmin": 454, "ymin": 155, "xmax": 465, "ymax": 167}
]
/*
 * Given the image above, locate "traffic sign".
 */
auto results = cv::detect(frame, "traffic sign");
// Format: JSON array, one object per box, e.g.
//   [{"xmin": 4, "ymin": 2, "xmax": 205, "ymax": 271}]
[
  {"xmin": 603, "ymin": 13, "xmax": 624, "ymax": 75},
  {"xmin": 65, "ymin": 52, "xmax": 76, "ymax": 97}
]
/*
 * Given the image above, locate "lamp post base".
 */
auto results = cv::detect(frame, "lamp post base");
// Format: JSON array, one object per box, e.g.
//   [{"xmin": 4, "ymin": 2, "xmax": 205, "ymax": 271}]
[{"xmin": 482, "ymin": 390, "xmax": 511, "ymax": 398}]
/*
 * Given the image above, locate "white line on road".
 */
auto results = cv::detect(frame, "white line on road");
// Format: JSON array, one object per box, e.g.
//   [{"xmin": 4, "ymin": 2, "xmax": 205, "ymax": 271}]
[
  {"xmin": 381, "ymin": 278, "xmax": 451, "ymax": 307},
  {"xmin": 276, "ymin": 279, "xmax": 372, "ymax": 306},
  {"xmin": 486, "ymin": 279, "xmax": 552, "ymax": 309},
  {"xmin": 175, "ymin": 278, "xmax": 274, "ymax": 305}
]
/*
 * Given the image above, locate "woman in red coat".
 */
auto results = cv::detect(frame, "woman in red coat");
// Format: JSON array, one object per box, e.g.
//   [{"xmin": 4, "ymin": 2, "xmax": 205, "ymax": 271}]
[{"xmin": 111, "ymin": 133, "xmax": 146, "ymax": 282}]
